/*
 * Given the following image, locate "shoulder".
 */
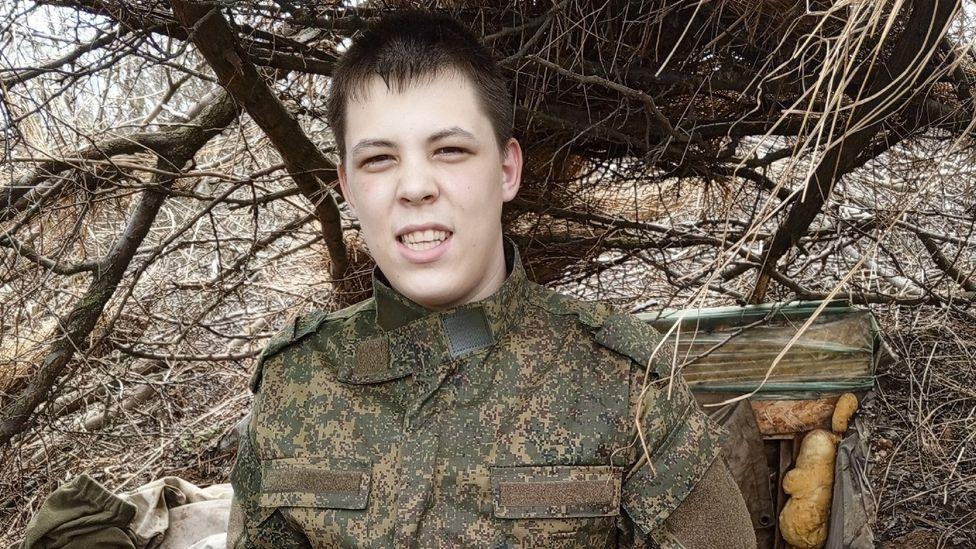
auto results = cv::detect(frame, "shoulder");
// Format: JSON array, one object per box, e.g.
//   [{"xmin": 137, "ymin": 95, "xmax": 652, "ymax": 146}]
[
  {"xmin": 248, "ymin": 298, "xmax": 375, "ymax": 393},
  {"xmin": 525, "ymin": 283, "xmax": 672, "ymax": 379}
]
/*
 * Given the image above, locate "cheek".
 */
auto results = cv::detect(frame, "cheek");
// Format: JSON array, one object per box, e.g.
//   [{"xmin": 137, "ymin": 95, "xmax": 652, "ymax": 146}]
[
  {"xmin": 453, "ymin": 163, "xmax": 502, "ymax": 203},
  {"xmin": 351, "ymin": 203, "xmax": 391, "ymax": 243},
  {"xmin": 351, "ymin": 180, "xmax": 391, "ymax": 214}
]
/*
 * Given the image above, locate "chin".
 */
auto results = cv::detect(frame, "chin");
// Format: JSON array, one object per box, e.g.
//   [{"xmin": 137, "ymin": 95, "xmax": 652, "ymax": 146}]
[{"xmin": 393, "ymin": 273, "xmax": 456, "ymax": 306}]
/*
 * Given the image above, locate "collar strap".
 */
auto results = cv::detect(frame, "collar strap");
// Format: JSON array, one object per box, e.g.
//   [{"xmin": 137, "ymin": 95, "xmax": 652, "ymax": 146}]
[
  {"xmin": 336, "ymin": 237, "xmax": 528, "ymax": 384},
  {"xmin": 337, "ymin": 305, "xmax": 498, "ymax": 384}
]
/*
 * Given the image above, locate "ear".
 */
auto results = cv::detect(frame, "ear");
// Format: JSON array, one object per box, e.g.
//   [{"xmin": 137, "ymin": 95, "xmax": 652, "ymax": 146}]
[
  {"xmin": 500, "ymin": 137, "xmax": 523, "ymax": 202},
  {"xmin": 337, "ymin": 162, "xmax": 357, "ymax": 213}
]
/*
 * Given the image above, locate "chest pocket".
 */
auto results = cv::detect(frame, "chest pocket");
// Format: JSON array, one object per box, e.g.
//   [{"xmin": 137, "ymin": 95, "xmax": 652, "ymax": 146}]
[
  {"xmin": 259, "ymin": 457, "xmax": 371, "ymax": 543},
  {"xmin": 491, "ymin": 465, "xmax": 621, "ymax": 548}
]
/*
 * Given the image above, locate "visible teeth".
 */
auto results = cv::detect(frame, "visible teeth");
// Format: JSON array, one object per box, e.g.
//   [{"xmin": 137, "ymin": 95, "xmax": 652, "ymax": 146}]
[
  {"xmin": 401, "ymin": 229, "xmax": 449, "ymax": 245},
  {"xmin": 399, "ymin": 229, "xmax": 450, "ymax": 251}
]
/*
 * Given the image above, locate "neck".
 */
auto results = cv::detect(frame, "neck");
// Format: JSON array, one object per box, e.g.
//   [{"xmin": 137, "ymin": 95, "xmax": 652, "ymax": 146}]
[
  {"xmin": 424, "ymin": 237, "xmax": 507, "ymax": 312},
  {"xmin": 372, "ymin": 236, "xmax": 524, "ymax": 332}
]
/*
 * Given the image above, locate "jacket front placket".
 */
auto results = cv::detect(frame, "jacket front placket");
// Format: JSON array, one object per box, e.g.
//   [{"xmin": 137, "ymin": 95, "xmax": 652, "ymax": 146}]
[
  {"xmin": 387, "ymin": 315, "xmax": 454, "ymax": 546},
  {"xmin": 364, "ymin": 241, "xmax": 529, "ymax": 546},
  {"xmin": 386, "ymin": 303, "xmax": 506, "ymax": 546}
]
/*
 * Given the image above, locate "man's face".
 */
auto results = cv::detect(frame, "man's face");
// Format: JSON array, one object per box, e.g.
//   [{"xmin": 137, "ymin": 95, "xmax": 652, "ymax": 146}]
[{"xmin": 337, "ymin": 72, "xmax": 522, "ymax": 310}]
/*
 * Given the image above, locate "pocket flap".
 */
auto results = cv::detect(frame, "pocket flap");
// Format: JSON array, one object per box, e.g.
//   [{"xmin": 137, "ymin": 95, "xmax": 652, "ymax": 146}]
[
  {"xmin": 491, "ymin": 465, "xmax": 622, "ymax": 519},
  {"xmin": 259, "ymin": 457, "xmax": 370, "ymax": 509}
]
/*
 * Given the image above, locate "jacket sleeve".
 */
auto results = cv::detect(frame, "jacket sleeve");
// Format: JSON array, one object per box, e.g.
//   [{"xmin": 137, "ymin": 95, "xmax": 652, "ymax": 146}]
[
  {"xmin": 654, "ymin": 457, "xmax": 756, "ymax": 548},
  {"xmin": 227, "ymin": 398, "xmax": 310, "ymax": 547},
  {"xmin": 618, "ymin": 367, "xmax": 747, "ymax": 547}
]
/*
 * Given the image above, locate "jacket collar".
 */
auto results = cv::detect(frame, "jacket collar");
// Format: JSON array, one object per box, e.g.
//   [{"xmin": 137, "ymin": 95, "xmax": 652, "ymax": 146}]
[
  {"xmin": 372, "ymin": 236, "xmax": 529, "ymax": 337},
  {"xmin": 335, "ymin": 237, "xmax": 530, "ymax": 384}
]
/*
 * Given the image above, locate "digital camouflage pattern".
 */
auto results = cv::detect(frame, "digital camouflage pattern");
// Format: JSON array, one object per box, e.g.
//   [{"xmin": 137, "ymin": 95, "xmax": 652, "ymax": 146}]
[{"xmin": 228, "ymin": 239, "xmax": 729, "ymax": 548}]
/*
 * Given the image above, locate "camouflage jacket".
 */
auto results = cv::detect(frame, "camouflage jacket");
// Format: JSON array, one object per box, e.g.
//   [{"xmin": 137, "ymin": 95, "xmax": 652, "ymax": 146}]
[{"xmin": 228, "ymin": 239, "xmax": 730, "ymax": 548}]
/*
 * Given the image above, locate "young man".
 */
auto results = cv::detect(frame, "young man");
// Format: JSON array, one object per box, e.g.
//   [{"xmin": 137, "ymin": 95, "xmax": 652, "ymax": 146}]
[{"xmin": 227, "ymin": 10, "xmax": 755, "ymax": 548}]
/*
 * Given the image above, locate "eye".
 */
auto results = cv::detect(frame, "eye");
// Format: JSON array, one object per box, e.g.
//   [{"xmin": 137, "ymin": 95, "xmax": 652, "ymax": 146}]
[
  {"xmin": 361, "ymin": 154, "xmax": 393, "ymax": 169},
  {"xmin": 436, "ymin": 147, "xmax": 468, "ymax": 158}
]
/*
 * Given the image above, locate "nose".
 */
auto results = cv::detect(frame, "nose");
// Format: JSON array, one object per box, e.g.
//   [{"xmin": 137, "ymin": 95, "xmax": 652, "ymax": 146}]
[{"xmin": 395, "ymin": 155, "xmax": 439, "ymax": 206}]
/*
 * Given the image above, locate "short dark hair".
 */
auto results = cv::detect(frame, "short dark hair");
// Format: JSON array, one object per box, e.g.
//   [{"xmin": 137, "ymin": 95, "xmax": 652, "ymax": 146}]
[{"xmin": 326, "ymin": 10, "xmax": 513, "ymax": 160}]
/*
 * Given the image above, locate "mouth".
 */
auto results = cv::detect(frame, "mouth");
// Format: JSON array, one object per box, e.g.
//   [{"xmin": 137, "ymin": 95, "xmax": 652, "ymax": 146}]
[
  {"xmin": 395, "ymin": 226, "xmax": 454, "ymax": 263},
  {"xmin": 396, "ymin": 228, "xmax": 453, "ymax": 251}
]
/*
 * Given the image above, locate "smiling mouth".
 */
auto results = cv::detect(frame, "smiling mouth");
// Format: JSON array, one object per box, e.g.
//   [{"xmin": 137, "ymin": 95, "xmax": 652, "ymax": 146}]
[{"xmin": 397, "ymin": 229, "xmax": 453, "ymax": 251}]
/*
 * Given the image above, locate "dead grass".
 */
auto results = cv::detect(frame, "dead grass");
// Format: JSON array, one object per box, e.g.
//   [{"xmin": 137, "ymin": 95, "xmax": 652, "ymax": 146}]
[{"xmin": 867, "ymin": 307, "xmax": 976, "ymax": 547}]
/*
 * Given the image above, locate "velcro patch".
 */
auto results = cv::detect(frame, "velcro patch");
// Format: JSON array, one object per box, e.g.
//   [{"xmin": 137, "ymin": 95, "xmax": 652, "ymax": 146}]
[
  {"xmin": 264, "ymin": 468, "xmax": 363, "ymax": 494},
  {"xmin": 442, "ymin": 307, "xmax": 494, "ymax": 358},
  {"xmin": 259, "ymin": 457, "xmax": 370, "ymax": 509},
  {"xmin": 355, "ymin": 336, "xmax": 390, "ymax": 377},
  {"xmin": 491, "ymin": 465, "xmax": 621, "ymax": 519},
  {"xmin": 498, "ymin": 479, "xmax": 615, "ymax": 508}
]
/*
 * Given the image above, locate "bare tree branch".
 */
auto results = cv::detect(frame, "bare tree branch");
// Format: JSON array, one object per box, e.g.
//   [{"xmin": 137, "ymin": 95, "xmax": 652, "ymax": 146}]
[
  {"xmin": 168, "ymin": 0, "xmax": 348, "ymax": 282},
  {"xmin": 0, "ymin": 92, "xmax": 237, "ymax": 447},
  {"xmin": 749, "ymin": 0, "xmax": 961, "ymax": 302}
]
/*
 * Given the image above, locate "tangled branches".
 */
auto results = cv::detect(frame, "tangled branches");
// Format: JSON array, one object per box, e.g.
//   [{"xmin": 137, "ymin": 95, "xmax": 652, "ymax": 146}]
[{"xmin": 0, "ymin": 0, "xmax": 975, "ymax": 540}]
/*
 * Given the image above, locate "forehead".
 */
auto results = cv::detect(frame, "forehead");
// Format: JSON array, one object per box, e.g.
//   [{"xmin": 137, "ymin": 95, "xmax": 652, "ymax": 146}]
[{"xmin": 343, "ymin": 72, "xmax": 492, "ymax": 142}]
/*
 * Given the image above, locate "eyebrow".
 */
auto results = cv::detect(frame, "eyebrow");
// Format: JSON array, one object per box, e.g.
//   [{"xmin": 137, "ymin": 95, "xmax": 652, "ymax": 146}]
[
  {"xmin": 350, "ymin": 127, "xmax": 479, "ymax": 157},
  {"xmin": 350, "ymin": 139, "xmax": 395, "ymax": 156},
  {"xmin": 428, "ymin": 126, "xmax": 478, "ymax": 143}
]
